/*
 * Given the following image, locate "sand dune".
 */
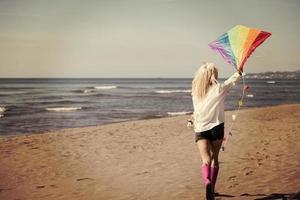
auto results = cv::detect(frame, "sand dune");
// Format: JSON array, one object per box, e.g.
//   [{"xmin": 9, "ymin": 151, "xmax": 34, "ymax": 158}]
[{"xmin": 0, "ymin": 104, "xmax": 299, "ymax": 200}]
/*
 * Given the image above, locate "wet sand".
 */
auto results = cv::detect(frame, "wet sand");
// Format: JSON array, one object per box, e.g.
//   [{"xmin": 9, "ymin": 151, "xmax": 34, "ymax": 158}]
[{"xmin": 0, "ymin": 104, "xmax": 299, "ymax": 200}]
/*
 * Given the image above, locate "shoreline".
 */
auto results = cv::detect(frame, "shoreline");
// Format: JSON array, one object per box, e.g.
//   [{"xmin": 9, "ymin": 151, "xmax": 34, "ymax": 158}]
[
  {"xmin": 0, "ymin": 103, "xmax": 299, "ymax": 199},
  {"xmin": 1, "ymin": 103, "xmax": 299, "ymax": 138}
]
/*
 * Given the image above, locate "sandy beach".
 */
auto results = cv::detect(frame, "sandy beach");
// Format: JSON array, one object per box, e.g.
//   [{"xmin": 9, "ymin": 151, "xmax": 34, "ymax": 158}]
[{"xmin": 0, "ymin": 104, "xmax": 299, "ymax": 200}]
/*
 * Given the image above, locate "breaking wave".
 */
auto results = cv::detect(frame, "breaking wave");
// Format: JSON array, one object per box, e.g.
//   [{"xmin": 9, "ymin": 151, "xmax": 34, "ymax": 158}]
[
  {"xmin": 0, "ymin": 107, "xmax": 6, "ymax": 118},
  {"xmin": 45, "ymin": 107, "xmax": 82, "ymax": 112},
  {"xmin": 94, "ymin": 85, "xmax": 117, "ymax": 90},
  {"xmin": 155, "ymin": 89, "xmax": 191, "ymax": 94},
  {"xmin": 167, "ymin": 111, "xmax": 191, "ymax": 116}
]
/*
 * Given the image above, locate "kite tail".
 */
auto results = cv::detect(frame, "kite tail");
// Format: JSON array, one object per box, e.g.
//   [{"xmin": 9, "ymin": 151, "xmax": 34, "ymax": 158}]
[{"xmin": 222, "ymin": 69, "xmax": 246, "ymax": 151}]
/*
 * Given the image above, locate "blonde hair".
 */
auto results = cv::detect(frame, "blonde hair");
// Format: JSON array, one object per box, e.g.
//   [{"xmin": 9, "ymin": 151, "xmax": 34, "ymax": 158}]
[{"xmin": 192, "ymin": 62, "xmax": 219, "ymax": 100}]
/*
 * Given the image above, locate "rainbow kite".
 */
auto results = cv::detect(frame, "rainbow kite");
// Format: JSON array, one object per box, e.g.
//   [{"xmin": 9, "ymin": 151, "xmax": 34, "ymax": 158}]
[{"xmin": 209, "ymin": 25, "xmax": 272, "ymax": 71}]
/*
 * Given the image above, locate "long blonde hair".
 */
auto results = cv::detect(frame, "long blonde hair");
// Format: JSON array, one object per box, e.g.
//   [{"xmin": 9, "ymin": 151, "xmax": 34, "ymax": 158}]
[{"xmin": 192, "ymin": 62, "xmax": 219, "ymax": 100}]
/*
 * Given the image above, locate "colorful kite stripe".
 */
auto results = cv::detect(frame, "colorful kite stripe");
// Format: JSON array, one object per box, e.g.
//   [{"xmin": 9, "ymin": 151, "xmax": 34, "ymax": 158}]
[{"xmin": 209, "ymin": 25, "xmax": 272, "ymax": 70}]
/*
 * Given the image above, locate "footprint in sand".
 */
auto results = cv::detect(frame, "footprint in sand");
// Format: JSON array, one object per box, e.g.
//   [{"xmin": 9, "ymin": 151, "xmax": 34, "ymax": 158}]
[
  {"xmin": 136, "ymin": 171, "xmax": 150, "ymax": 175},
  {"xmin": 227, "ymin": 175, "xmax": 236, "ymax": 181},
  {"xmin": 227, "ymin": 176, "xmax": 238, "ymax": 189},
  {"xmin": 244, "ymin": 170, "xmax": 253, "ymax": 176},
  {"xmin": 3, "ymin": 150, "xmax": 11, "ymax": 155},
  {"xmin": 107, "ymin": 131, "xmax": 114, "ymax": 136},
  {"xmin": 22, "ymin": 141, "xmax": 31, "ymax": 145},
  {"xmin": 227, "ymin": 183, "xmax": 239, "ymax": 188},
  {"xmin": 36, "ymin": 185, "xmax": 45, "ymax": 188},
  {"xmin": 61, "ymin": 151, "xmax": 72, "ymax": 158},
  {"xmin": 49, "ymin": 184, "xmax": 58, "ymax": 188},
  {"xmin": 76, "ymin": 177, "xmax": 94, "ymax": 181},
  {"xmin": 0, "ymin": 188, "xmax": 12, "ymax": 192},
  {"xmin": 260, "ymin": 140, "xmax": 270, "ymax": 145},
  {"xmin": 242, "ymin": 166, "xmax": 254, "ymax": 176}
]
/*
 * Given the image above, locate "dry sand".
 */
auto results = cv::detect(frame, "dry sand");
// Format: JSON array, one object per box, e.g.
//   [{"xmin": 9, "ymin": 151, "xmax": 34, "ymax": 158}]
[{"xmin": 0, "ymin": 104, "xmax": 299, "ymax": 200}]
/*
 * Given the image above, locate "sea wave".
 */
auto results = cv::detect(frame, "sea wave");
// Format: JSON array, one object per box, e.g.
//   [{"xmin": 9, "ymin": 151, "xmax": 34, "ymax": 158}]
[
  {"xmin": 118, "ymin": 86, "xmax": 146, "ymax": 89},
  {"xmin": 83, "ymin": 89, "xmax": 94, "ymax": 93},
  {"xmin": 0, "ymin": 91, "xmax": 29, "ymax": 96},
  {"xmin": 154, "ymin": 86, "xmax": 190, "ymax": 90},
  {"xmin": 94, "ymin": 85, "xmax": 117, "ymax": 90},
  {"xmin": 266, "ymin": 81, "xmax": 276, "ymax": 84},
  {"xmin": 141, "ymin": 114, "xmax": 164, "ymax": 119},
  {"xmin": 0, "ymin": 107, "xmax": 6, "ymax": 118},
  {"xmin": 74, "ymin": 86, "xmax": 117, "ymax": 93},
  {"xmin": 45, "ymin": 107, "xmax": 82, "ymax": 112},
  {"xmin": 155, "ymin": 89, "xmax": 191, "ymax": 94},
  {"xmin": 72, "ymin": 89, "xmax": 95, "ymax": 94},
  {"xmin": 35, "ymin": 100, "xmax": 90, "ymax": 105},
  {"xmin": 167, "ymin": 111, "xmax": 191, "ymax": 116}
]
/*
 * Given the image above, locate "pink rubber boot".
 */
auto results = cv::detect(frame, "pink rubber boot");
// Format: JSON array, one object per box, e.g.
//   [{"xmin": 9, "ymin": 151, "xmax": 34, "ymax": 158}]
[
  {"xmin": 202, "ymin": 164, "xmax": 214, "ymax": 199},
  {"xmin": 210, "ymin": 165, "xmax": 219, "ymax": 193},
  {"xmin": 201, "ymin": 164, "xmax": 211, "ymax": 185}
]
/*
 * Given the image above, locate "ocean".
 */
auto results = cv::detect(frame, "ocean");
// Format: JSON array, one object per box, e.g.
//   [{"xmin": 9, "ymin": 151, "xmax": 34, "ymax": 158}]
[{"xmin": 0, "ymin": 78, "xmax": 299, "ymax": 136}]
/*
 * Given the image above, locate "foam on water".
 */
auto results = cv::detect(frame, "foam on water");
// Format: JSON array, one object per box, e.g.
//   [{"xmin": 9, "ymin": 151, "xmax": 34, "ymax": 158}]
[
  {"xmin": 0, "ymin": 107, "xmax": 6, "ymax": 113},
  {"xmin": 94, "ymin": 85, "xmax": 117, "ymax": 90},
  {"xmin": 45, "ymin": 107, "xmax": 82, "ymax": 112},
  {"xmin": 83, "ymin": 89, "xmax": 93, "ymax": 93},
  {"xmin": 167, "ymin": 111, "xmax": 191, "ymax": 116},
  {"xmin": 0, "ymin": 107, "xmax": 6, "ymax": 118},
  {"xmin": 155, "ymin": 89, "xmax": 191, "ymax": 94}
]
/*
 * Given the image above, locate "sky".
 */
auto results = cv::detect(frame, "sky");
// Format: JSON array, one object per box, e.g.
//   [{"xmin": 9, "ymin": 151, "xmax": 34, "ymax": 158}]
[{"xmin": 0, "ymin": 0, "xmax": 299, "ymax": 78}]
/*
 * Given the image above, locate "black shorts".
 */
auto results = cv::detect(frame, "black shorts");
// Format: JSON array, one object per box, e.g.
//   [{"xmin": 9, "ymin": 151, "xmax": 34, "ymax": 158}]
[{"xmin": 195, "ymin": 123, "xmax": 224, "ymax": 143}]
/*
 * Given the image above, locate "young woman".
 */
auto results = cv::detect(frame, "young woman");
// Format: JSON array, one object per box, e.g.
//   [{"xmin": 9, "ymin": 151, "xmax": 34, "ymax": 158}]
[{"xmin": 191, "ymin": 62, "xmax": 241, "ymax": 200}]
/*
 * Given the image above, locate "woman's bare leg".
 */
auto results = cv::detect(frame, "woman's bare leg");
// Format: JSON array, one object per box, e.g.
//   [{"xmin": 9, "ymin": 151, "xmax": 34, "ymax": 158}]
[
  {"xmin": 211, "ymin": 139, "xmax": 222, "ymax": 167},
  {"xmin": 197, "ymin": 139, "xmax": 212, "ymax": 166},
  {"xmin": 210, "ymin": 139, "xmax": 223, "ymax": 194}
]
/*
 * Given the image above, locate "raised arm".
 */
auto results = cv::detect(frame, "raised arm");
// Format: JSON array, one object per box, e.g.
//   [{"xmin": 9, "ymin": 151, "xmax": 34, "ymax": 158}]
[{"xmin": 220, "ymin": 71, "xmax": 242, "ymax": 93}]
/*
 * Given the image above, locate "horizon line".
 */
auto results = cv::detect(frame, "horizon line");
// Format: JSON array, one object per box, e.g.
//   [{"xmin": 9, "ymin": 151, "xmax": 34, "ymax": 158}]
[
  {"xmin": 0, "ymin": 70, "xmax": 298, "ymax": 79},
  {"xmin": 0, "ymin": 77, "xmax": 195, "ymax": 79}
]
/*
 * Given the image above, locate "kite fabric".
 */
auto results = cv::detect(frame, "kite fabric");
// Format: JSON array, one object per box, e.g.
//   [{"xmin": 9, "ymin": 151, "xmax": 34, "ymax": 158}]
[{"xmin": 208, "ymin": 25, "xmax": 272, "ymax": 71}]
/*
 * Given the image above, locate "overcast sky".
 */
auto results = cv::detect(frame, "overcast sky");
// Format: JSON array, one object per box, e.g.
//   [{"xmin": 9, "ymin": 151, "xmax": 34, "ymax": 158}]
[{"xmin": 0, "ymin": 0, "xmax": 299, "ymax": 78}]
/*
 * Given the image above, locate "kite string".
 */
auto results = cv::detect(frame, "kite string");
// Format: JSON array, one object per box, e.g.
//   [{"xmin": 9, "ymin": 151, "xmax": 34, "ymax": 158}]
[{"xmin": 221, "ymin": 69, "xmax": 246, "ymax": 151}]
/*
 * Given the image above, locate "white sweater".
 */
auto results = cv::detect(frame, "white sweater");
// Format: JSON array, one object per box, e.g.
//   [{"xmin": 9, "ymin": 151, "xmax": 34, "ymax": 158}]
[{"xmin": 192, "ymin": 72, "xmax": 241, "ymax": 132}]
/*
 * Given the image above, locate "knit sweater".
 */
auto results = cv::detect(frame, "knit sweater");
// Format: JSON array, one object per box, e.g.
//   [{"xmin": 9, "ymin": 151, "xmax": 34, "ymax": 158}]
[{"xmin": 192, "ymin": 72, "xmax": 241, "ymax": 132}]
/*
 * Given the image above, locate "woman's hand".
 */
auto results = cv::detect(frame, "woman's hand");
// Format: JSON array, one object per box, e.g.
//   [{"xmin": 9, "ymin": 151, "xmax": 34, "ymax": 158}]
[{"xmin": 237, "ymin": 69, "xmax": 243, "ymax": 76}]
